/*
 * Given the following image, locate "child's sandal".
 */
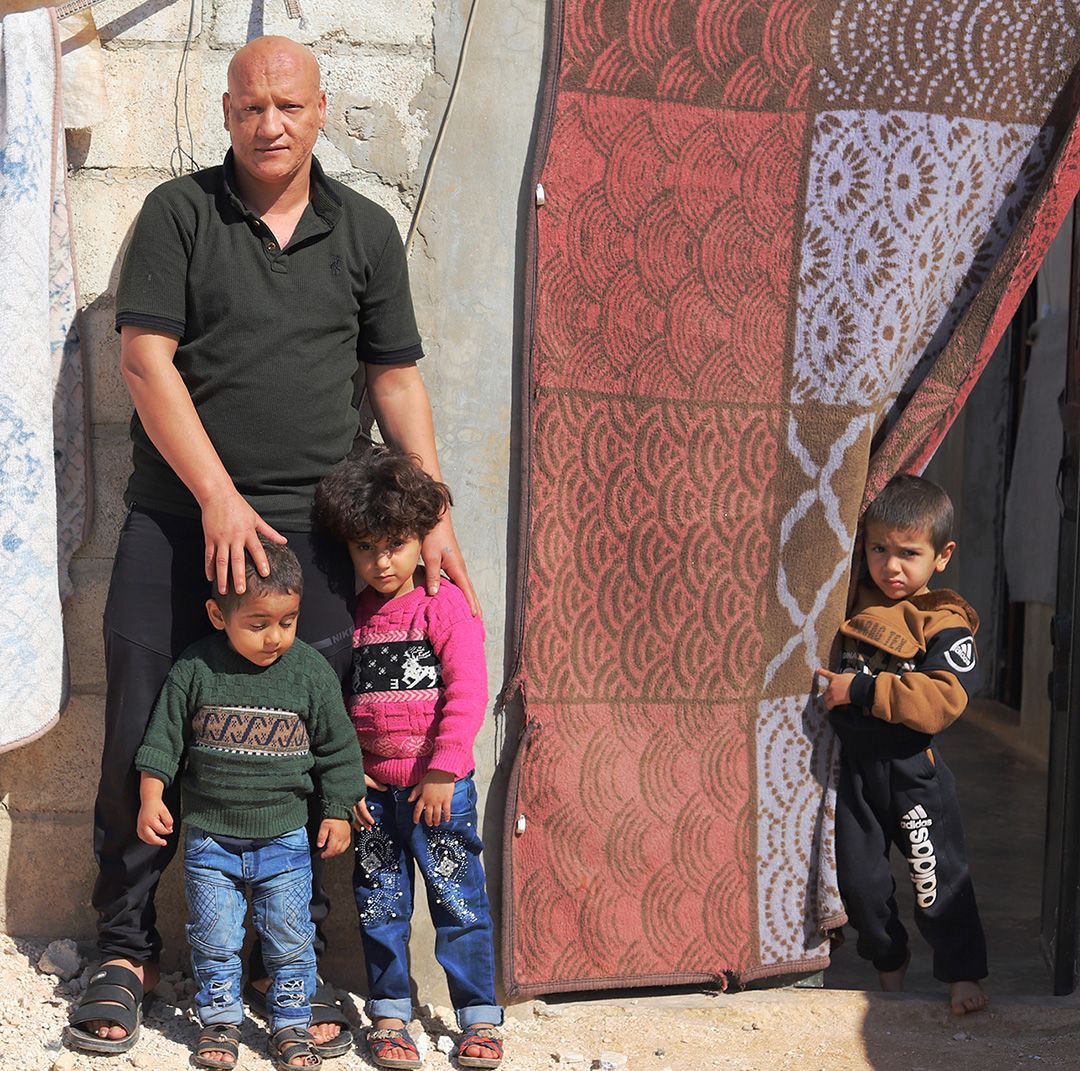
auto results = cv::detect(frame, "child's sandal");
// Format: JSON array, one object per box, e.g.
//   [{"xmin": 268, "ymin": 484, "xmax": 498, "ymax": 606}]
[
  {"xmin": 269, "ymin": 1025, "xmax": 322, "ymax": 1070},
  {"xmin": 193, "ymin": 1023, "xmax": 242, "ymax": 1069},
  {"xmin": 367, "ymin": 1026, "xmax": 423, "ymax": 1069},
  {"xmin": 456, "ymin": 1028, "xmax": 503, "ymax": 1069}
]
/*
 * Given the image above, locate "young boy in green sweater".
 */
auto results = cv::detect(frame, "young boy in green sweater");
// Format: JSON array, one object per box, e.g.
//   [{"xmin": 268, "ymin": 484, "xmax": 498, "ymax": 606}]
[{"xmin": 134, "ymin": 541, "xmax": 364, "ymax": 1071}]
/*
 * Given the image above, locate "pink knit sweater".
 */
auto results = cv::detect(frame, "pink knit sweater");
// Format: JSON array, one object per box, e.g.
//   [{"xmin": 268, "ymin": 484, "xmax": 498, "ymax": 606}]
[{"xmin": 349, "ymin": 579, "xmax": 487, "ymax": 787}]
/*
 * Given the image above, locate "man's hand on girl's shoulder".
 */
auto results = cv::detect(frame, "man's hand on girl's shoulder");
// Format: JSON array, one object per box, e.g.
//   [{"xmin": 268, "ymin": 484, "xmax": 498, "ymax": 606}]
[{"xmin": 421, "ymin": 513, "xmax": 481, "ymax": 616}]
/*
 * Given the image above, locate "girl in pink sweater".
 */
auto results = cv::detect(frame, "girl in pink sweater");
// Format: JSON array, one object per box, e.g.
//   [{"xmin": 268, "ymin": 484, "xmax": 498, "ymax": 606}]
[{"xmin": 313, "ymin": 448, "xmax": 502, "ymax": 1071}]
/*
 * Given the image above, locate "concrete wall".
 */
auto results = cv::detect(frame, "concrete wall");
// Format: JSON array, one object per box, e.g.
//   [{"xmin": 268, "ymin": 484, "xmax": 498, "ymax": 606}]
[{"xmin": 0, "ymin": 0, "xmax": 546, "ymax": 1004}]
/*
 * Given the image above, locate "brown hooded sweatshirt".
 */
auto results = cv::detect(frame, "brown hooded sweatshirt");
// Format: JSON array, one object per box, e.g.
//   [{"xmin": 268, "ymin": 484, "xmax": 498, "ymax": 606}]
[{"xmin": 829, "ymin": 584, "xmax": 980, "ymax": 760}]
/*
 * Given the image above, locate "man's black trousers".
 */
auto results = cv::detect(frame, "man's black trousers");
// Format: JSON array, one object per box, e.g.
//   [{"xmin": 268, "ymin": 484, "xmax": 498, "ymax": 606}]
[
  {"xmin": 93, "ymin": 505, "xmax": 355, "ymax": 963},
  {"xmin": 836, "ymin": 743, "xmax": 988, "ymax": 983}
]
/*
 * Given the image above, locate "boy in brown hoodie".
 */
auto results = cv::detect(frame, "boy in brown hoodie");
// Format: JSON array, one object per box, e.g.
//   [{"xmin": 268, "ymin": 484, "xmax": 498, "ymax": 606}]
[{"xmin": 818, "ymin": 474, "xmax": 988, "ymax": 1016}]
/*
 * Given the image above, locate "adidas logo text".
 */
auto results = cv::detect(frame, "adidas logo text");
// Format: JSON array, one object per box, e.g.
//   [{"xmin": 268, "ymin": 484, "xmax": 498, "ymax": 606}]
[{"xmin": 902, "ymin": 805, "xmax": 938, "ymax": 908}]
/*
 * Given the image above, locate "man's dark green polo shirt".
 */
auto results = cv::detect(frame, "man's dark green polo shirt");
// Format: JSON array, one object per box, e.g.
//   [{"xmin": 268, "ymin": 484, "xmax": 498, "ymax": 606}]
[{"xmin": 115, "ymin": 151, "xmax": 424, "ymax": 529}]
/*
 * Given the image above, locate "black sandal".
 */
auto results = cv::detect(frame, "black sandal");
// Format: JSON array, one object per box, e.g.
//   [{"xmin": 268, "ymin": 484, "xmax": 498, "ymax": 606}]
[
  {"xmin": 244, "ymin": 979, "xmax": 353, "ymax": 1058},
  {"xmin": 194, "ymin": 1023, "xmax": 242, "ymax": 1069},
  {"xmin": 270, "ymin": 1024, "xmax": 322, "ymax": 1070},
  {"xmin": 64, "ymin": 963, "xmax": 151, "ymax": 1054}
]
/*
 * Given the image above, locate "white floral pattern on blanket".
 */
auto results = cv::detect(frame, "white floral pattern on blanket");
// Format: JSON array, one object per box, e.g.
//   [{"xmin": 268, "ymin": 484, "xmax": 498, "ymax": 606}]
[{"xmin": 0, "ymin": 9, "xmax": 86, "ymax": 752}]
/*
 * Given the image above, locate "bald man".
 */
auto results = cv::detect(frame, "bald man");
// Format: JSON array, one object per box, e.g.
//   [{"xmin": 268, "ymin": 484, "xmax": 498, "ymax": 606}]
[{"xmin": 66, "ymin": 37, "xmax": 478, "ymax": 1061}]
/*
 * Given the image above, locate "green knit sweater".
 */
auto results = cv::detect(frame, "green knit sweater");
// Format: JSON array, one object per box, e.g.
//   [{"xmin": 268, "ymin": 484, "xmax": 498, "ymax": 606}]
[{"xmin": 135, "ymin": 634, "xmax": 365, "ymax": 840}]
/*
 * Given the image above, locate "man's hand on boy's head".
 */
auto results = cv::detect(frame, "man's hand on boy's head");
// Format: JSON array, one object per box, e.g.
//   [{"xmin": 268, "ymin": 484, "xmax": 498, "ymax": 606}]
[
  {"xmin": 816, "ymin": 667, "xmax": 855, "ymax": 710},
  {"xmin": 316, "ymin": 818, "xmax": 352, "ymax": 857},
  {"xmin": 136, "ymin": 800, "xmax": 174, "ymax": 846},
  {"xmin": 199, "ymin": 486, "xmax": 287, "ymax": 596},
  {"xmin": 408, "ymin": 769, "xmax": 456, "ymax": 826}
]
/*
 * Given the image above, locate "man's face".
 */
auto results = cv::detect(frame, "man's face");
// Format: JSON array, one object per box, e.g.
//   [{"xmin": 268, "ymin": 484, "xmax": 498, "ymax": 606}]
[{"xmin": 223, "ymin": 52, "xmax": 326, "ymax": 189}]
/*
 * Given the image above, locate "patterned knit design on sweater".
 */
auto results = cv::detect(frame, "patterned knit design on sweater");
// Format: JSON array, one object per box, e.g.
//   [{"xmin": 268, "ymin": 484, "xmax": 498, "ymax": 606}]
[
  {"xmin": 350, "ymin": 580, "xmax": 487, "ymax": 788},
  {"xmin": 135, "ymin": 634, "xmax": 364, "ymax": 840}
]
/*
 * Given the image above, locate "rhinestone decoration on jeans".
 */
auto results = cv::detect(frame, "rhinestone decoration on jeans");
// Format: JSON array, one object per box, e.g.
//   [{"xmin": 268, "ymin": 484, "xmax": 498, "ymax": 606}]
[
  {"xmin": 354, "ymin": 826, "xmax": 403, "ymax": 925},
  {"xmin": 424, "ymin": 828, "xmax": 477, "ymax": 925}
]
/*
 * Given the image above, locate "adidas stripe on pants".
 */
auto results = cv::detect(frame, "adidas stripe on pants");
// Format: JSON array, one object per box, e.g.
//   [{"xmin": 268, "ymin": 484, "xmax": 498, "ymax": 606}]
[{"xmin": 836, "ymin": 745, "xmax": 988, "ymax": 982}]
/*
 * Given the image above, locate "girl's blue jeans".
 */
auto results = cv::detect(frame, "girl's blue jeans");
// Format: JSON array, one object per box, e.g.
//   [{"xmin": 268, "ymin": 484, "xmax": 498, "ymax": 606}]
[
  {"xmin": 183, "ymin": 825, "xmax": 316, "ymax": 1032},
  {"xmin": 352, "ymin": 773, "xmax": 502, "ymax": 1029}
]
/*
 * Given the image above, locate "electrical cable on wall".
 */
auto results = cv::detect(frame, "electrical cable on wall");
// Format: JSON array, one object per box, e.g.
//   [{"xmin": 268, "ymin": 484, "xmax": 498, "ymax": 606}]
[
  {"xmin": 354, "ymin": 0, "xmax": 480, "ymax": 424},
  {"xmin": 404, "ymin": 0, "xmax": 479, "ymax": 255},
  {"xmin": 170, "ymin": 0, "xmax": 198, "ymax": 175}
]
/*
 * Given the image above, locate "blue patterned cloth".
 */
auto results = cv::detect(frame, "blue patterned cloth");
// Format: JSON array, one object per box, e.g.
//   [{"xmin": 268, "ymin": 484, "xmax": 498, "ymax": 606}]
[{"xmin": 0, "ymin": 9, "xmax": 87, "ymax": 751}]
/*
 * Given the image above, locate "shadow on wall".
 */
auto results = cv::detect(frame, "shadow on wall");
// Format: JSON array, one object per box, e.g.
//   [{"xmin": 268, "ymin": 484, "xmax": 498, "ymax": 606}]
[{"xmin": 92, "ymin": 0, "xmax": 190, "ymax": 43}]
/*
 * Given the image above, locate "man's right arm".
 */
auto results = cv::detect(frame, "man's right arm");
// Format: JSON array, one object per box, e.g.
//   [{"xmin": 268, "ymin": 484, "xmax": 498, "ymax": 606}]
[{"xmin": 120, "ymin": 325, "xmax": 284, "ymax": 593}]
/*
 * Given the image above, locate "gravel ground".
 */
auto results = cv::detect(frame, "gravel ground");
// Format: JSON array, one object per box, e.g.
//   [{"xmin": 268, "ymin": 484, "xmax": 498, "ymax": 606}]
[{"xmin": 5, "ymin": 933, "xmax": 1080, "ymax": 1071}]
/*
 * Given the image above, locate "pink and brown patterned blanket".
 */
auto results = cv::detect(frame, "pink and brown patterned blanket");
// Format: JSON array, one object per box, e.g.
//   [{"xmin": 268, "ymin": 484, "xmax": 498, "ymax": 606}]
[{"xmin": 503, "ymin": 0, "xmax": 1080, "ymax": 994}]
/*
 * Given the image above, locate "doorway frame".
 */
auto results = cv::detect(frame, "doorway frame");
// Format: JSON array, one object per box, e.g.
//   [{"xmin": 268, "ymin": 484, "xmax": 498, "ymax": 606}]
[{"xmin": 1041, "ymin": 197, "xmax": 1080, "ymax": 995}]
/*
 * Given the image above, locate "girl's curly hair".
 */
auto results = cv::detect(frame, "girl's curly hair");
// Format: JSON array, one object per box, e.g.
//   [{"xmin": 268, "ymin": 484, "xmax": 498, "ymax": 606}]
[{"xmin": 313, "ymin": 446, "xmax": 453, "ymax": 543}]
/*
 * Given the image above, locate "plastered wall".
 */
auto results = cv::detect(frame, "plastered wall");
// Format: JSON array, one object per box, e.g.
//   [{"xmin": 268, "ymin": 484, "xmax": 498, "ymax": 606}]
[{"xmin": 0, "ymin": 0, "xmax": 546, "ymax": 1003}]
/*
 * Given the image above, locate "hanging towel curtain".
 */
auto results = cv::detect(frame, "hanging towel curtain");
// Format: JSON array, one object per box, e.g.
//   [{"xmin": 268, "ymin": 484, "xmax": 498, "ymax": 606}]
[
  {"xmin": 502, "ymin": 0, "xmax": 1080, "ymax": 995},
  {"xmin": 0, "ymin": 6, "xmax": 88, "ymax": 751}
]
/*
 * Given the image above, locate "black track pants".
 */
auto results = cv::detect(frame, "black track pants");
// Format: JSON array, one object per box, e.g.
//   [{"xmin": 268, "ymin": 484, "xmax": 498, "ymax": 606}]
[
  {"xmin": 93, "ymin": 505, "xmax": 355, "ymax": 963},
  {"xmin": 835, "ymin": 745, "xmax": 988, "ymax": 983}
]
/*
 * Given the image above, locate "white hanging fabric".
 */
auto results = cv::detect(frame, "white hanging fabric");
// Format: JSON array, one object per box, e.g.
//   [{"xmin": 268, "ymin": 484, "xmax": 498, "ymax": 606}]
[{"xmin": 0, "ymin": 6, "xmax": 88, "ymax": 750}]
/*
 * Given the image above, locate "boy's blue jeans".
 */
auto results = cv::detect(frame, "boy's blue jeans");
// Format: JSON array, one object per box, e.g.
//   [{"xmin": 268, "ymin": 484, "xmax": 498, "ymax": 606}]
[
  {"xmin": 183, "ymin": 825, "xmax": 316, "ymax": 1033},
  {"xmin": 352, "ymin": 774, "xmax": 502, "ymax": 1029}
]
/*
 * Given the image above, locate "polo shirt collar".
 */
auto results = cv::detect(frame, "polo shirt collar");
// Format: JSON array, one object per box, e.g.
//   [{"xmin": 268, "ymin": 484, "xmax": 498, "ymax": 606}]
[{"xmin": 221, "ymin": 148, "xmax": 342, "ymax": 227}]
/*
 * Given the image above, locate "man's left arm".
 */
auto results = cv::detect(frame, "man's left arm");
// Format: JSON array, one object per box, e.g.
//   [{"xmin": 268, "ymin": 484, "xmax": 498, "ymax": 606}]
[{"xmin": 366, "ymin": 361, "xmax": 480, "ymax": 615}]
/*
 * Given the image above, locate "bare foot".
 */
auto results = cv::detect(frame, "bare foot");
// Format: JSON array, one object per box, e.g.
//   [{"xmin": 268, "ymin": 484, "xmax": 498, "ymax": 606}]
[
  {"xmin": 878, "ymin": 951, "xmax": 909, "ymax": 993},
  {"xmin": 460, "ymin": 1022, "xmax": 502, "ymax": 1062},
  {"xmin": 370, "ymin": 1016, "xmax": 416, "ymax": 1063},
  {"xmin": 82, "ymin": 958, "xmax": 159, "ymax": 1040},
  {"xmin": 250, "ymin": 977, "xmax": 341, "ymax": 1047},
  {"xmin": 950, "ymin": 979, "xmax": 988, "ymax": 1016},
  {"xmin": 199, "ymin": 1051, "xmax": 234, "ymax": 1066},
  {"xmin": 308, "ymin": 1020, "xmax": 340, "ymax": 1047}
]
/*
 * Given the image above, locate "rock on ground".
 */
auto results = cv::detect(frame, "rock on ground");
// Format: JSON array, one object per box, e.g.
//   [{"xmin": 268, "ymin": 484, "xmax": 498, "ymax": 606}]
[{"xmin": 38, "ymin": 940, "xmax": 82, "ymax": 982}]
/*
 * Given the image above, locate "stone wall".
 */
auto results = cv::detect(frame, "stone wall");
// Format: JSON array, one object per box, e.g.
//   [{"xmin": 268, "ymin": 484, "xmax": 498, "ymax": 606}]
[{"xmin": 0, "ymin": 0, "xmax": 548, "ymax": 1006}]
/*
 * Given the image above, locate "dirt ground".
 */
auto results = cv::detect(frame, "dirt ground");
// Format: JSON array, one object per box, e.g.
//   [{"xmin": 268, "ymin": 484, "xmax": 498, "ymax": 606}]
[{"xmin": 5, "ymin": 933, "xmax": 1080, "ymax": 1071}]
